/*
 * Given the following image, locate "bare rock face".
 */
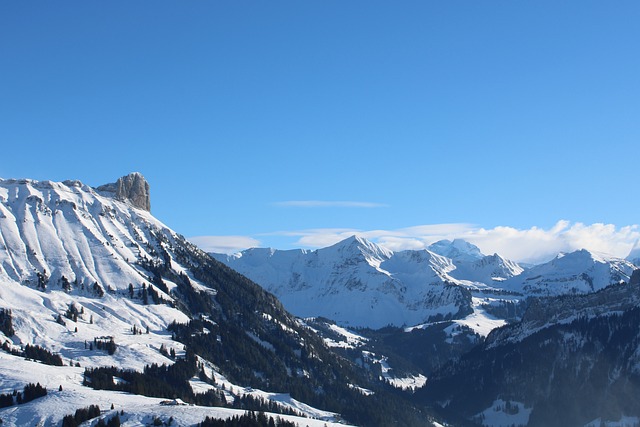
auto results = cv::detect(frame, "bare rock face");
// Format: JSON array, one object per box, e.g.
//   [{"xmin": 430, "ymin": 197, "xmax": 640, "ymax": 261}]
[{"xmin": 96, "ymin": 172, "xmax": 151, "ymax": 211}]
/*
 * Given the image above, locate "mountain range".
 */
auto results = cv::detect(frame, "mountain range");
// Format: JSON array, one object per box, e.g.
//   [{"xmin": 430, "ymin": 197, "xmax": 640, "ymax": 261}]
[
  {"xmin": 213, "ymin": 236, "xmax": 637, "ymax": 331},
  {"xmin": 0, "ymin": 174, "xmax": 437, "ymax": 427},
  {"xmin": 1, "ymin": 173, "xmax": 639, "ymax": 427}
]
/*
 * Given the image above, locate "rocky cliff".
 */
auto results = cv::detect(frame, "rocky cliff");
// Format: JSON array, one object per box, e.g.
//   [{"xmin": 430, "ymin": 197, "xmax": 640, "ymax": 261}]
[{"xmin": 96, "ymin": 172, "xmax": 151, "ymax": 211}]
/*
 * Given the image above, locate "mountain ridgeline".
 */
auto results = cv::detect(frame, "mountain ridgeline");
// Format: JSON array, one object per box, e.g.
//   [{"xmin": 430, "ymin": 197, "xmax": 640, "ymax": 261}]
[
  {"xmin": 1, "ymin": 173, "xmax": 640, "ymax": 427},
  {"xmin": 0, "ymin": 175, "xmax": 435, "ymax": 426},
  {"xmin": 212, "ymin": 221, "xmax": 640, "ymax": 426},
  {"xmin": 213, "ymin": 237, "xmax": 636, "ymax": 330}
]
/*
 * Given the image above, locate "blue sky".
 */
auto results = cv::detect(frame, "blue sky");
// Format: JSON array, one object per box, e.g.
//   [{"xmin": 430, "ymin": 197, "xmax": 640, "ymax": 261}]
[{"xmin": 2, "ymin": 2, "xmax": 639, "ymax": 261}]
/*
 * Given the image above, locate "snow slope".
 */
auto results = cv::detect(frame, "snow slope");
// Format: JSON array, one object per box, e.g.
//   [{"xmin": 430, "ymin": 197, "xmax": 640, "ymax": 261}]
[
  {"xmin": 0, "ymin": 177, "xmax": 172, "ymax": 295},
  {"xmin": 0, "ymin": 351, "xmax": 347, "ymax": 427}
]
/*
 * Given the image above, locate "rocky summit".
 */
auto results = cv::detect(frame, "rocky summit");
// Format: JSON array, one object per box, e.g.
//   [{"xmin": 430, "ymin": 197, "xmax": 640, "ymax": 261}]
[{"xmin": 97, "ymin": 172, "xmax": 151, "ymax": 211}]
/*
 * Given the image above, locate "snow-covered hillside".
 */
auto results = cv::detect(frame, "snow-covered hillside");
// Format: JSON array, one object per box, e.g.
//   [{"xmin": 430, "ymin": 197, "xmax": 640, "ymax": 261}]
[{"xmin": 0, "ymin": 175, "xmax": 436, "ymax": 427}]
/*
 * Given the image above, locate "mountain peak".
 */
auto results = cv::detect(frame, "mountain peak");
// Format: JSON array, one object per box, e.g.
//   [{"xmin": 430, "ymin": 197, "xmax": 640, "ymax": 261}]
[
  {"xmin": 554, "ymin": 248, "xmax": 612, "ymax": 265},
  {"xmin": 97, "ymin": 172, "xmax": 151, "ymax": 211},
  {"xmin": 323, "ymin": 235, "xmax": 393, "ymax": 266},
  {"xmin": 428, "ymin": 239, "xmax": 484, "ymax": 262}
]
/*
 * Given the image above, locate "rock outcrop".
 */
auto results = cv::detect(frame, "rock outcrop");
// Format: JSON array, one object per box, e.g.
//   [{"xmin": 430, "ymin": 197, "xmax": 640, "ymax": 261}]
[{"xmin": 96, "ymin": 172, "xmax": 151, "ymax": 211}]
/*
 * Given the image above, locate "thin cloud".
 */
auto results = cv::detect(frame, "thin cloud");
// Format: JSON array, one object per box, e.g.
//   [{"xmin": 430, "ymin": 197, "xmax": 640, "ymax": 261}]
[
  {"xmin": 188, "ymin": 235, "xmax": 261, "ymax": 254},
  {"xmin": 273, "ymin": 200, "xmax": 388, "ymax": 208}
]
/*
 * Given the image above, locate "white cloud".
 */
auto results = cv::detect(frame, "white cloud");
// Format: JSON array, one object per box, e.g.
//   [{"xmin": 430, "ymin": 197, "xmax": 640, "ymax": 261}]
[
  {"xmin": 188, "ymin": 235, "xmax": 261, "ymax": 254},
  {"xmin": 463, "ymin": 222, "xmax": 640, "ymax": 264},
  {"xmin": 273, "ymin": 200, "xmax": 388, "ymax": 208},
  {"xmin": 265, "ymin": 221, "xmax": 640, "ymax": 264}
]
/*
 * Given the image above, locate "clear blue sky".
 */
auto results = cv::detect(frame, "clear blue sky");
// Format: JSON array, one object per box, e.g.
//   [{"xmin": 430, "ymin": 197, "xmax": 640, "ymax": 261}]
[{"xmin": 2, "ymin": 2, "xmax": 639, "ymax": 258}]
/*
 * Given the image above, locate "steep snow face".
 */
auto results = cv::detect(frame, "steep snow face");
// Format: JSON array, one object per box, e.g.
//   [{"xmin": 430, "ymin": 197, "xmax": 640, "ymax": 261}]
[
  {"xmin": 0, "ymin": 176, "xmax": 200, "ymax": 373},
  {"xmin": 427, "ymin": 240, "xmax": 524, "ymax": 283},
  {"xmin": 214, "ymin": 237, "xmax": 471, "ymax": 328},
  {"xmin": 449, "ymin": 253, "xmax": 524, "ymax": 284},
  {"xmin": 503, "ymin": 249, "xmax": 635, "ymax": 295},
  {"xmin": 320, "ymin": 235, "xmax": 394, "ymax": 269},
  {"xmin": 0, "ymin": 177, "xmax": 173, "ymax": 294},
  {"xmin": 381, "ymin": 249, "xmax": 455, "ymax": 286}
]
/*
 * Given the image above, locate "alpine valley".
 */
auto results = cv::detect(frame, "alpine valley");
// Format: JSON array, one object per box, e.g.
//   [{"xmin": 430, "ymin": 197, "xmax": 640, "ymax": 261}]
[{"xmin": 0, "ymin": 174, "xmax": 639, "ymax": 427}]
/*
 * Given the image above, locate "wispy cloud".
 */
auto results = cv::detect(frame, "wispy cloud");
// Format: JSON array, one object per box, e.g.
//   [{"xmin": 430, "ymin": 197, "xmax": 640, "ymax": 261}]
[
  {"xmin": 273, "ymin": 200, "xmax": 388, "ymax": 208},
  {"xmin": 188, "ymin": 235, "xmax": 260, "ymax": 254},
  {"xmin": 264, "ymin": 221, "xmax": 640, "ymax": 264}
]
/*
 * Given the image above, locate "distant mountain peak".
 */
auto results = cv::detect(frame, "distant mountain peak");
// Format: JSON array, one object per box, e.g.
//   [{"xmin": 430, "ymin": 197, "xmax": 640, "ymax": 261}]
[
  {"xmin": 552, "ymin": 248, "xmax": 613, "ymax": 265},
  {"xmin": 97, "ymin": 172, "xmax": 151, "ymax": 211},
  {"xmin": 327, "ymin": 235, "xmax": 393, "ymax": 262},
  {"xmin": 428, "ymin": 239, "xmax": 484, "ymax": 262}
]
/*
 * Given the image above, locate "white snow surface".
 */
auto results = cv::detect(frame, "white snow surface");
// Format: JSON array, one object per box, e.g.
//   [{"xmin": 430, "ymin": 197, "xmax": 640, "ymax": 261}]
[
  {"xmin": 473, "ymin": 399, "xmax": 532, "ymax": 427},
  {"xmin": 0, "ymin": 352, "xmax": 348, "ymax": 427},
  {"xmin": 322, "ymin": 323, "xmax": 369, "ymax": 349},
  {"xmin": 0, "ymin": 178, "xmax": 176, "ymax": 294}
]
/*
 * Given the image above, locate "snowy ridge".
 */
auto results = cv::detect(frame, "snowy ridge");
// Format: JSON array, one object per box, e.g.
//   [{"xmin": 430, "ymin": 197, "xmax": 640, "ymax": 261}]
[
  {"xmin": 214, "ymin": 237, "xmax": 482, "ymax": 328},
  {"xmin": 0, "ymin": 176, "xmax": 173, "ymax": 295},
  {"xmin": 214, "ymin": 236, "xmax": 638, "ymax": 334},
  {"xmin": 0, "ymin": 175, "xmax": 367, "ymax": 426},
  {"xmin": 502, "ymin": 249, "xmax": 635, "ymax": 296}
]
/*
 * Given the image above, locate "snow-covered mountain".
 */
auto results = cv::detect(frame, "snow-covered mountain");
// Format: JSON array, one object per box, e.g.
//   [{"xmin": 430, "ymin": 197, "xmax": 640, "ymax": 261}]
[
  {"xmin": 0, "ymin": 175, "xmax": 436, "ymax": 427},
  {"xmin": 0, "ymin": 176, "xmax": 163, "ymax": 294},
  {"xmin": 502, "ymin": 249, "xmax": 636, "ymax": 296},
  {"xmin": 214, "ymin": 236, "xmax": 479, "ymax": 329},
  {"xmin": 427, "ymin": 238, "xmax": 484, "ymax": 263},
  {"xmin": 214, "ymin": 237, "xmax": 638, "ymax": 332}
]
